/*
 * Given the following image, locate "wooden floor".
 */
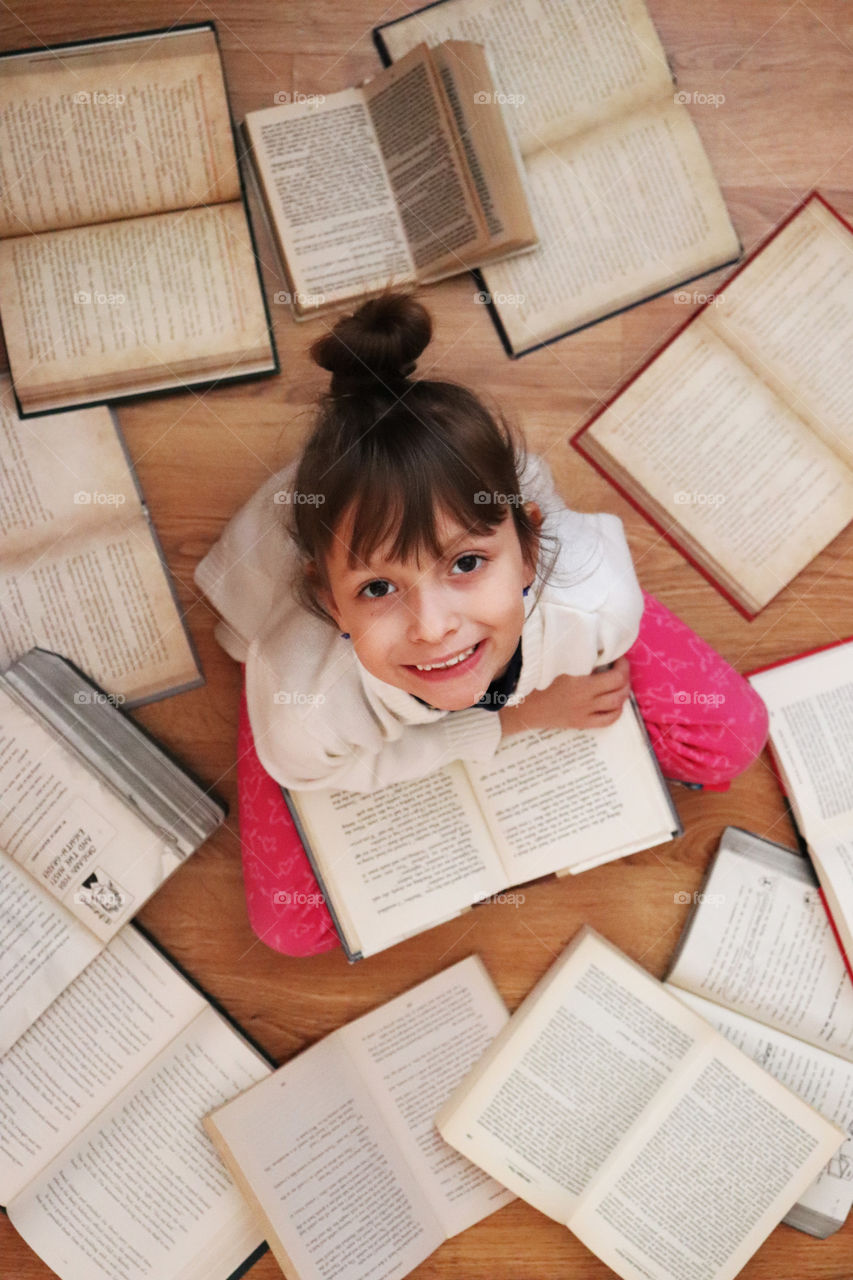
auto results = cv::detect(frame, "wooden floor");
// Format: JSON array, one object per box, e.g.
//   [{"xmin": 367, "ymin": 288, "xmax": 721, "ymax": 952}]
[{"xmin": 3, "ymin": 1, "xmax": 853, "ymax": 1277}]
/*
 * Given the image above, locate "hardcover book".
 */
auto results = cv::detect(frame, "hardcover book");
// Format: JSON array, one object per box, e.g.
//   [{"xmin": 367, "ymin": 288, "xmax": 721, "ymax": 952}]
[
  {"xmin": 374, "ymin": 0, "xmax": 740, "ymax": 355},
  {"xmin": 573, "ymin": 193, "xmax": 853, "ymax": 616},
  {"xmin": 0, "ymin": 378, "xmax": 202, "ymax": 704},
  {"xmin": 284, "ymin": 700, "xmax": 682, "ymax": 961},
  {"xmin": 0, "ymin": 24, "xmax": 278, "ymax": 414}
]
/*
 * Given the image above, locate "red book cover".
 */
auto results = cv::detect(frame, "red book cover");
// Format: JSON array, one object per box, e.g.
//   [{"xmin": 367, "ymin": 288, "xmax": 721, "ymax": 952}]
[{"xmin": 572, "ymin": 190, "xmax": 853, "ymax": 619}]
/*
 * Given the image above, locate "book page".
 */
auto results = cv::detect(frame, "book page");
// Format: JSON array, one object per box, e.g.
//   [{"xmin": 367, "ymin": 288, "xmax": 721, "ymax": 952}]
[
  {"xmin": 583, "ymin": 320, "xmax": 853, "ymax": 612},
  {"xmin": 378, "ymin": 0, "xmax": 674, "ymax": 156},
  {"xmin": 0, "ymin": 383, "xmax": 199, "ymax": 703},
  {"xmin": 8, "ymin": 1004, "xmax": 268, "ymax": 1280},
  {"xmin": 569, "ymin": 1034, "xmax": 844, "ymax": 1280},
  {"xmin": 704, "ymin": 198, "xmax": 853, "ymax": 469},
  {"xmin": 296, "ymin": 764, "xmax": 506, "ymax": 956},
  {"xmin": 0, "ymin": 926, "xmax": 205, "ymax": 1204},
  {"xmin": 467, "ymin": 705, "xmax": 677, "ymax": 882},
  {"xmin": 244, "ymin": 90, "xmax": 415, "ymax": 306},
  {"xmin": 667, "ymin": 828, "xmax": 853, "ymax": 1059},
  {"xmin": 341, "ymin": 956, "xmax": 515, "ymax": 1237},
  {"xmin": 0, "ymin": 852, "xmax": 102, "ymax": 1056},
  {"xmin": 0, "ymin": 27, "xmax": 239, "ymax": 237},
  {"xmin": 0, "ymin": 203, "xmax": 274, "ymax": 412},
  {"xmin": 437, "ymin": 930, "xmax": 710, "ymax": 1223},
  {"xmin": 206, "ymin": 1033, "xmax": 444, "ymax": 1280},
  {"xmin": 364, "ymin": 45, "xmax": 485, "ymax": 274},
  {"xmin": 669, "ymin": 988, "xmax": 853, "ymax": 1232},
  {"xmin": 0, "ymin": 685, "xmax": 183, "ymax": 939},
  {"xmin": 480, "ymin": 99, "xmax": 739, "ymax": 351}
]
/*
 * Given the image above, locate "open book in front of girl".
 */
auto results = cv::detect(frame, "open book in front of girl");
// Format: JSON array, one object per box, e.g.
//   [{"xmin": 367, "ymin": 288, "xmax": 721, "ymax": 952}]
[{"xmin": 284, "ymin": 700, "xmax": 682, "ymax": 960}]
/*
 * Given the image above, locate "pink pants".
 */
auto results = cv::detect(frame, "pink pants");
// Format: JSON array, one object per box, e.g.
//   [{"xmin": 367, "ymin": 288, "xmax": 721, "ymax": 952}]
[{"xmin": 236, "ymin": 592, "xmax": 768, "ymax": 956}]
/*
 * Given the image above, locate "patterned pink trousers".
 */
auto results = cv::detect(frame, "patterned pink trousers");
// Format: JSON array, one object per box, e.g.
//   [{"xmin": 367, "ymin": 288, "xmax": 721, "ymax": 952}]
[{"xmin": 236, "ymin": 592, "xmax": 769, "ymax": 956}]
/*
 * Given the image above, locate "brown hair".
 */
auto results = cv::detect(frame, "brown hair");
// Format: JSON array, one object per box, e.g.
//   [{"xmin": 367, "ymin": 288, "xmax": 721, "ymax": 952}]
[{"xmin": 290, "ymin": 292, "xmax": 542, "ymax": 621}]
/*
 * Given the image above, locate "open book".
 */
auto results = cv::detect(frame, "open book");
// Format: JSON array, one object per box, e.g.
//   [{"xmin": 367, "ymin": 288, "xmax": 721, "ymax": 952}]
[
  {"xmin": 0, "ymin": 648, "xmax": 225, "ymax": 1055},
  {"xmin": 0, "ymin": 24, "xmax": 277, "ymax": 414},
  {"xmin": 375, "ymin": 0, "xmax": 740, "ymax": 355},
  {"xmin": 242, "ymin": 40, "xmax": 537, "ymax": 319},
  {"xmin": 435, "ymin": 927, "xmax": 845, "ymax": 1280},
  {"xmin": 573, "ymin": 194, "xmax": 853, "ymax": 616},
  {"xmin": 666, "ymin": 826, "xmax": 853, "ymax": 1237},
  {"xmin": 204, "ymin": 957, "xmax": 515, "ymax": 1280},
  {"xmin": 0, "ymin": 924, "xmax": 272, "ymax": 1280},
  {"xmin": 285, "ymin": 700, "xmax": 681, "ymax": 960},
  {"xmin": 747, "ymin": 637, "xmax": 853, "ymax": 971},
  {"xmin": 0, "ymin": 378, "xmax": 201, "ymax": 704}
]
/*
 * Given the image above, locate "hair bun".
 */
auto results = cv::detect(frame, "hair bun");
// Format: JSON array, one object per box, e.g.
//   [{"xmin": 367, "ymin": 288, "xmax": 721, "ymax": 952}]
[{"xmin": 310, "ymin": 292, "xmax": 432, "ymax": 394}]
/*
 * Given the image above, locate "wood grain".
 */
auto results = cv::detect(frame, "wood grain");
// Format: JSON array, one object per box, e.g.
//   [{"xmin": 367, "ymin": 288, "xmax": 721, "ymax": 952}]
[{"xmin": 2, "ymin": 1, "xmax": 853, "ymax": 1276}]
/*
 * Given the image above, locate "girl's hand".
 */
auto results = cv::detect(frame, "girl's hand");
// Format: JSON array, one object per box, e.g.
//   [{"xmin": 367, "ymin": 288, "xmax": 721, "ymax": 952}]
[{"xmin": 499, "ymin": 657, "xmax": 631, "ymax": 736}]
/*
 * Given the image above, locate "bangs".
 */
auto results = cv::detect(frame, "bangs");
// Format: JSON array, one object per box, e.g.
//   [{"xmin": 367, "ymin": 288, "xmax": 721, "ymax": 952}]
[{"xmin": 343, "ymin": 457, "xmax": 506, "ymax": 569}]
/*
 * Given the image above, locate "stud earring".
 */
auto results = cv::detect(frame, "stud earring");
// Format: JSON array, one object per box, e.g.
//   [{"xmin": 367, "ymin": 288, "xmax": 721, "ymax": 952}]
[
  {"xmin": 522, "ymin": 586, "xmax": 530, "ymax": 597},
  {"xmin": 340, "ymin": 632, "xmax": 350, "ymax": 639}
]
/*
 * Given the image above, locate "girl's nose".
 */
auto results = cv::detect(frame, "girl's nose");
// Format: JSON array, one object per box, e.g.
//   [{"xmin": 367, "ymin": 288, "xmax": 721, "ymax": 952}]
[{"xmin": 407, "ymin": 584, "xmax": 460, "ymax": 644}]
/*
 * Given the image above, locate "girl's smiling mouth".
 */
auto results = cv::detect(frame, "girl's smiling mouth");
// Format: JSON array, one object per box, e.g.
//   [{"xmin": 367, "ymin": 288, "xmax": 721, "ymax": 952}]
[{"xmin": 406, "ymin": 641, "xmax": 484, "ymax": 678}]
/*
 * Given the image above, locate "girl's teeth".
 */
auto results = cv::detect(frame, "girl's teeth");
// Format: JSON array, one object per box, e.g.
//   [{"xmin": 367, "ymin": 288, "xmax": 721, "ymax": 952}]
[{"xmin": 416, "ymin": 645, "xmax": 476, "ymax": 672}]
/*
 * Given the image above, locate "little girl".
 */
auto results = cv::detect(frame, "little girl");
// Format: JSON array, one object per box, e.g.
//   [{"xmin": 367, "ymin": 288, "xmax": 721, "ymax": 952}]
[{"xmin": 196, "ymin": 293, "xmax": 768, "ymax": 955}]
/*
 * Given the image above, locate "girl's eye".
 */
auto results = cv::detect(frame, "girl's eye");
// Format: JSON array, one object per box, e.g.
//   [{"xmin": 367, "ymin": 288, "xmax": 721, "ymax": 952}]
[
  {"xmin": 360, "ymin": 579, "xmax": 395, "ymax": 599},
  {"xmin": 451, "ymin": 553, "xmax": 485, "ymax": 575}
]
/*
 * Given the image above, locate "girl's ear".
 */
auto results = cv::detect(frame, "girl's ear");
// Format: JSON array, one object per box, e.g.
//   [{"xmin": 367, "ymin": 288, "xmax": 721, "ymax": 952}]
[
  {"xmin": 305, "ymin": 560, "xmax": 341, "ymax": 626},
  {"xmin": 522, "ymin": 500, "xmax": 543, "ymax": 578}
]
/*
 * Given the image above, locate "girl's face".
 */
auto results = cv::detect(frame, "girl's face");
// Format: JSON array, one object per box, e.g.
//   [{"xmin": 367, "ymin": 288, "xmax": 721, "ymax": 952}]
[{"xmin": 320, "ymin": 506, "xmax": 540, "ymax": 711}]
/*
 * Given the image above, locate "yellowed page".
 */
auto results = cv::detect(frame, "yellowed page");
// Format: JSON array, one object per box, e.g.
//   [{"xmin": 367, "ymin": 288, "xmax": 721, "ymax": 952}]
[
  {"xmin": 0, "ymin": 684, "xmax": 183, "ymax": 939},
  {"xmin": 0, "ymin": 203, "xmax": 273, "ymax": 411},
  {"xmin": 0, "ymin": 27, "xmax": 239, "ymax": 237},
  {"xmin": 244, "ymin": 88, "xmax": 415, "ymax": 308},
  {"xmin": 480, "ymin": 99, "xmax": 739, "ymax": 350},
  {"xmin": 704, "ymin": 198, "xmax": 853, "ymax": 469},
  {"xmin": 378, "ymin": 0, "xmax": 674, "ymax": 156},
  {"xmin": 8, "ymin": 1004, "xmax": 268, "ymax": 1280},
  {"xmin": 436, "ymin": 929, "xmax": 712, "ymax": 1223},
  {"xmin": 0, "ymin": 853, "xmax": 102, "ymax": 1055},
  {"xmin": 206, "ymin": 1033, "xmax": 445, "ymax": 1280},
  {"xmin": 364, "ymin": 44, "xmax": 487, "ymax": 274},
  {"xmin": 568, "ymin": 1032, "xmax": 844, "ymax": 1280},
  {"xmin": 0, "ymin": 927, "xmax": 206, "ymax": 1204},
  {"xmin": 467, "ymin": 706, "xmax": 677, "ymax": 882},
  {"xmin": 295, "ymin": 763, "xmax": 506, "ymax": 956},
  {"xmin": 340, "ymin": 956, "xmax": 515, "ymax": 1237},
  {"xmin": 584, "ymin": 321, "xmax": 853, "ymax": 612},
  {"xmin": 0, "ymin": 381, "xmax": 198, "ymax": 702}
]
